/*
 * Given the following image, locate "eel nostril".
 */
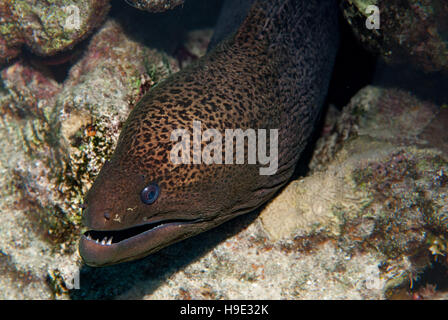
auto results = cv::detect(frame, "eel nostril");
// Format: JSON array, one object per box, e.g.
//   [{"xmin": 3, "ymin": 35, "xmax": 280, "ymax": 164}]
[{"xmin": 104, "ymin": 212, "xmax": 111, "ymax": 220}]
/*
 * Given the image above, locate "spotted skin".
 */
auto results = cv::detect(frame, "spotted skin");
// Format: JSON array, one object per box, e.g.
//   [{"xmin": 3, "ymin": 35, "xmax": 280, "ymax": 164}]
[{"xmin": 79, "ymin": 0, "xmax": 339, "ymax": 266}]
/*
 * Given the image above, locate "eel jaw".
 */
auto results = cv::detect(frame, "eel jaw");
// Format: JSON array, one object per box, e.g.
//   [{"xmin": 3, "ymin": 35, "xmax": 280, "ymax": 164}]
[{"xmin": 79, "ymin": 219, "xmax": 202, "ymax": 267}]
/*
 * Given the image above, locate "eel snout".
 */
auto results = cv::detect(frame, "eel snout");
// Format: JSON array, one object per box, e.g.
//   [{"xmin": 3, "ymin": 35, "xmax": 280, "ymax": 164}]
[{"xmin": 79, "ymin": 218, "xmax": 202, "ymax": 266}]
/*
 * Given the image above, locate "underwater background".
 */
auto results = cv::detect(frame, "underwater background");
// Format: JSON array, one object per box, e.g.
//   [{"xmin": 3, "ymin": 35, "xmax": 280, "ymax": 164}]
[{"xmin": 0, "ymin": 0, "xmax": 447, "ymax": 299}]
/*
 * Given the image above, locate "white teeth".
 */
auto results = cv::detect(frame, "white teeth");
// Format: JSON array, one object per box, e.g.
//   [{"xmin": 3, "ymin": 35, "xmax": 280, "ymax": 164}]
[{"xmin": 87, "ymin": 235, "xmax": 113, "ymax": 245}]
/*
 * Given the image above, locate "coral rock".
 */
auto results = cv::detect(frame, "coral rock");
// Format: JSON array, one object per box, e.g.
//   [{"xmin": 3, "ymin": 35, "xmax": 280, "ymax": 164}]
[
  {"xmin": 0, "ymin": 0, "xmax": 111, "ymax": 64},
  {"xmin": 341, "ymin": 0, "xmax": 448, "ymax": 73},
  {"xmin": 0, "ymin": 18, "xmax": 179, "ymax": 299}
]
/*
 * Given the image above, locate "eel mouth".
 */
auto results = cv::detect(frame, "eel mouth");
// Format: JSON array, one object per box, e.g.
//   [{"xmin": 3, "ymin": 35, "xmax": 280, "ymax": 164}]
[
  {"xmin": 82, "ymin": 218, "xmax": 199, "ymax": 245},
  {"xmin": 79, "ymin": 218, "xmax": 201, "ymax": 266}
]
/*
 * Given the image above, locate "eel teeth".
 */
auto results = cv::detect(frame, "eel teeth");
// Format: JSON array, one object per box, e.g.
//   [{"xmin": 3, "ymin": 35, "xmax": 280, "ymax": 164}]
[{"xmin": 85, "ymin": 234, "xmax": 113, "ymax": 245}]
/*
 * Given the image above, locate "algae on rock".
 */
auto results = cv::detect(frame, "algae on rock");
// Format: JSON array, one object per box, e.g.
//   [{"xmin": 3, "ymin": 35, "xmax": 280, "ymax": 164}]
[{"xmin": 0, "ymin": 19, "xmax": 178, "ymax": 299}]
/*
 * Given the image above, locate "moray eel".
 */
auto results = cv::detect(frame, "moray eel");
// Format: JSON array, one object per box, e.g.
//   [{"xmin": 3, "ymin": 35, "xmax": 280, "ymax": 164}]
[{"xmin": 79, "ymin": 0, "xmax": 339, "ymax": 266}]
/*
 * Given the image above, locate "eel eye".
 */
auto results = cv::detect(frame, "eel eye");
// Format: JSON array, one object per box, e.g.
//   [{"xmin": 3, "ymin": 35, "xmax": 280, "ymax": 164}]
[{"xmin": 140, "ymin": 183, "xmax": 160, "ymax": 205}]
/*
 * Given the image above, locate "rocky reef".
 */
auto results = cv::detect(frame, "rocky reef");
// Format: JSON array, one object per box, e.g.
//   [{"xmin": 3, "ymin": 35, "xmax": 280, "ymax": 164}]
[
  {"xmin": 0, "ymin": 0, "xmax": 186, "ymax": 65},
  {"xmin": 341, "ymin": 0, "xmax": 448, "ymax": 73},
  {"xmin": 0, "ymin": 17, "xmax": 180, "ymax": 299},
  {"xmin": 0, "ymin": 0, "xmax": 447, "ymax": 300},
  {"xmin": 259, "ymin": 86, "xmax": 448, "ymax": 299},
  {"xmin": 0, "ymin": 0, "xmax": 111, "ymax": 64}
]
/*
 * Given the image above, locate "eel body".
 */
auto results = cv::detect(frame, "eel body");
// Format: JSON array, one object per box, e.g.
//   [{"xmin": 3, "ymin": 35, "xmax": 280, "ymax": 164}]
[{"xmin": 79, "ymin": 0, "xmax": 339, "ymax": 266}]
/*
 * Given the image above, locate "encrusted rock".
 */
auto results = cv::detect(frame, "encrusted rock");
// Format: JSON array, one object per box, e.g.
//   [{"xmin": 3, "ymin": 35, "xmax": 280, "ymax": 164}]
[
  {"xmin": 0, "ymin": 2, "xmax": 446, "ymax": 299},
  {"xmin": 0, "ymin": 19, "xmax": 179, "ymax": 299},
  {"xmin": 341, "ymin": 0, "xmax": 448, "ymax": 73},
  {"xmin": 0, "ymin": 0, "xmax": 110, "ymax": 64}
]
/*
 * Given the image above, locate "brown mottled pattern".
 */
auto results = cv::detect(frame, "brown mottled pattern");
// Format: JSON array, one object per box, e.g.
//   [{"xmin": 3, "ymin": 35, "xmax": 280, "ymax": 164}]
[{"xmin": 80, "ymin": 0, "xmax": 339, "ymax": 265}]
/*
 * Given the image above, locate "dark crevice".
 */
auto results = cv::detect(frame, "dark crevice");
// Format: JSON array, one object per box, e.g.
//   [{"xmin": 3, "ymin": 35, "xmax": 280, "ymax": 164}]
[
  {"xmin": 326, "ymin": 9, "xmax": 377, "ymax": 110},
  {"xmin": 109, "ymin": 0, "xmax": 223, "ymax": 55},
  {"xmin": 21, "ymin": 37, "xmax": 90, "ymax": 84},
  {"xmin": 411, "ymin": 259, "xmax": 448, "ymax": 297}
]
